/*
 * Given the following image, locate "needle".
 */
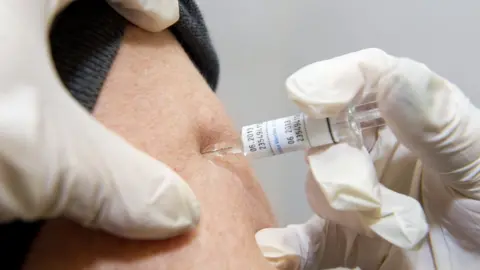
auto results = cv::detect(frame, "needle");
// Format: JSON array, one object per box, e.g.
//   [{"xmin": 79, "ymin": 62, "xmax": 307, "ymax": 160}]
[{"xmin": 202, "ymin": 146, "xmax": 234, "ymax": 154}]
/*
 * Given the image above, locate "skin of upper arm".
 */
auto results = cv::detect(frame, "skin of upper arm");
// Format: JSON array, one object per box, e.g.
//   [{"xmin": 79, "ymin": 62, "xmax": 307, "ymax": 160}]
[{"xmin": 23, "ymin": 25, "xmax": 277, "ymax": 270}]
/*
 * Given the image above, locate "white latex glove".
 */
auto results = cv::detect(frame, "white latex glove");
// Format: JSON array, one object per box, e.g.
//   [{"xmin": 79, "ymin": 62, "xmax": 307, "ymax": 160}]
[
  {"xmin": 256, "ymin": 48, "xmax": 480, "ymax": 269},
  {"xmin": 107, "ymin": 0, "xmax": 179, "ymax": 32},
  {"xmin": 0, "ymin": 0, "xmax": 199, "ymax": 240}
]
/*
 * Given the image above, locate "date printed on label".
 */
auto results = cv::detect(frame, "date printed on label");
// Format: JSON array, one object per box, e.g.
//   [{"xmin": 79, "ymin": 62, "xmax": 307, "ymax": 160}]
[
  {"xmin": 241, "ymin": 113, "xmax": 309, "ymax": 158},
  {"xmin": 244, "ymin": 123, "xmax": 269, "ymax": 153}
]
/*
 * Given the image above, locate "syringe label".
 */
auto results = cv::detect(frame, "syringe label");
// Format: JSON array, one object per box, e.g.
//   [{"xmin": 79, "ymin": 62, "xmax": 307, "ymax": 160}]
[
  {"xmin": 241, "ymin": 122, "xmax": 272, "ymax": 158},
  {"xmin": 292, "ymin": 114, "xmax": 308, "ymax": 146},
  {"xmin": 241, "ymin": 113, "xmax": 308, "ymax": 158}
]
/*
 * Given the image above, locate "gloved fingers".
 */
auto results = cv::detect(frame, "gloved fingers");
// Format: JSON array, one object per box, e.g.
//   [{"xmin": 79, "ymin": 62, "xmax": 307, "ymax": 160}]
[
  {"xmin": 306, "ymin": 166, "xmax": 428, "ymax": 249},
  {"xmin": 305, "ymin": 170, "xmax": 375, "ymax": 237},
  {"xmin": 307, "ymin": 144, "xmax": 381, "ymax": 212},
  {"xmin": 373, "ymin": 57, "xmax": 480, "ymax": 194},
  {"xmin": 46, "ymin": 0, "xmax": 179, "ymax": 32},
  {"xmin": 366, "ymin": 184, "xmax": 429, "ymax": 249},
  {"xmin": 1, "ymin": 0, "xmax": 198, "ymax": 239},
  {"xmin": 286, "ymin": 48, "xmax": 397, "ymax": 119},
  {"xmin": 305, "ymin": 143, "xmax": 429, "ymax": 249},
  {"xmin": 255, "ymin": 215, "xmax": 327, "ymax": 270},
  {"xmin": 107, "ymin": 0, "xmax": 179, "ymax": 32},
  {"xmin": 305, "ymin": 144, "xmax": 379, "ymax": 237},
  {"xmin": 287, "ymin": 47, "xmax": 480, "ymax": 196},
  {"xmin": 58, "ymin": 103, "xmax": 201, "ymax": 239},
  {"xmin": 0, "ymin": 80, "xmax": 200, "ymax": 239},
  {"xmin": 256, "ymin": 215, "xmax": 368, "ymax": 270},
  {"xmin": 255, "ymin": 227, "xmax": 303, "ymax": 270}
]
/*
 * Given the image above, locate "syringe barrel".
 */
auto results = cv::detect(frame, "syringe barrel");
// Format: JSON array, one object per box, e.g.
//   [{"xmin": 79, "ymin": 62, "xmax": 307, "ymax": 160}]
[
  {"xmin": 240, "ymin": 113, "xmax": 333, "ymax": 159},
  {"xmin": 240, "ymin": 101, "xmax": 384, "ymax": 159}
]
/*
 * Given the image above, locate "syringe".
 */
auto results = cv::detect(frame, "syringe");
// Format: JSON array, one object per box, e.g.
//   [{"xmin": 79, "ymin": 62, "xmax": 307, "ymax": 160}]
[{"xmin": 202, "ymin": 100, "xmax": 385, "ymax": 159}]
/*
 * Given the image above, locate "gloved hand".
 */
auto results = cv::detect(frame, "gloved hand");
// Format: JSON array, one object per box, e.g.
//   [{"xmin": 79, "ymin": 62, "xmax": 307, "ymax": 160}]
[
  {"xmin": 0, "ymin": 0, "xmax": 199, "ymax": 240},
  {"xmin": 107, "ymin": 0, "xmax": 180, "ymax": 32},
  {"xmin": 256, "ymin": 48, "xmax": 480, "ymax": 269}
]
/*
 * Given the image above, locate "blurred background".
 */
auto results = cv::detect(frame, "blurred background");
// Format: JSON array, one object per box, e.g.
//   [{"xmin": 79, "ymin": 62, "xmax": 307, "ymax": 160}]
[{"xmin": 198, "ymin": 0, "xmax": 480, "ymax": 226}]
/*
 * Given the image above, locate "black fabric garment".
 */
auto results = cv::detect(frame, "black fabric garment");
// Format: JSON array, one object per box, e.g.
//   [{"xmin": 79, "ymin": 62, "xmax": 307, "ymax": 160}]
[
  {"xmin": 51, "ymin": 0, "xmax": 219, "ymax": 112},
  {"xmin": 0, "ymin": 0, "xmax": 219, "ymax": 268},
  {"xmin": 50, "ymin": 0, "xmax": 128, "ymax": 111},
  {"xmin": 170, "ymin": 0, "xmax": 219, "ymax": 91}
]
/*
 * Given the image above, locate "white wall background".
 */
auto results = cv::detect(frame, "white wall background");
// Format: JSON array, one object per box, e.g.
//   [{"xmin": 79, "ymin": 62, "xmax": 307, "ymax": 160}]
[{"xmin": 198, "ymin": 0, "xmax": 480, "ymax": 226}]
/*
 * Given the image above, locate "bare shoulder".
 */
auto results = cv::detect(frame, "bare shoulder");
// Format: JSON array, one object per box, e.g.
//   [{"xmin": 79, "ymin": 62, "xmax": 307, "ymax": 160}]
[{"xmin": 23, "ymin": 25, "xmax": 276, "ymax": 270}]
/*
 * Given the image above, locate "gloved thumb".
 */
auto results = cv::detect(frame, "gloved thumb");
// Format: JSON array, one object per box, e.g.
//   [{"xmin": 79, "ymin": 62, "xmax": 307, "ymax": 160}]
[
  {"xmin": 62, "ymin": 117, "xmax": 201, "ymax": 239},
  {"xmin": 0, "ymin": 0, "xmax": 199, "ymax": 240},
  {"xmin": 106, "ymin": 0, "xmax": 179, "ymax": 32},
  {"xmin": 286, "ymin": 47, "xmax": 480, "ymax": 197},
  {"xmin": 0, "ymin": 80, "xmax": 200, "ymax": 240},
  {"xmin": 305, "ymin": 144, "xmax": 428, "ymax": 249},
  {"xmin": 371, "ymin": 57, "xmax": 480, "ymax": 197},
  {"xmin": 53, "ymin": 101, "xmax": 202, "ymax": 239},
  {"xmin": 255, "ymin": 215, "xmax": 327, "ymax": 270}
]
